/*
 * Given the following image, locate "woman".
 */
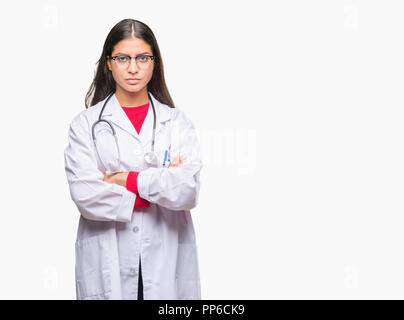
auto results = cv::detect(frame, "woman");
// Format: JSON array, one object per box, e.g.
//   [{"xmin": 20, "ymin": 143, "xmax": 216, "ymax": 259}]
[{"xmin": 64, "ymin": 19, "xmax": 203, "ymax": 300}]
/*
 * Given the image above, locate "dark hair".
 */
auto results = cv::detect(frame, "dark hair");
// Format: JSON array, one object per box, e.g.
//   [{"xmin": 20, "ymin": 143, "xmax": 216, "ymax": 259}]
[{"xmin": 85, "ymin": 19, "xmax": 175, "ymax": 109}]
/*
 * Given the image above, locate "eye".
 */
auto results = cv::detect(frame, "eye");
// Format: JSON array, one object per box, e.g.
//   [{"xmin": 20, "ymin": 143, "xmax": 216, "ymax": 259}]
[
  {"xmin": 137, "ymin": 55, "xmax": 149, "ymax": 63},
  {"xmin": 117, "ymin": 55, "xmax": 129, "ymax": 62}
]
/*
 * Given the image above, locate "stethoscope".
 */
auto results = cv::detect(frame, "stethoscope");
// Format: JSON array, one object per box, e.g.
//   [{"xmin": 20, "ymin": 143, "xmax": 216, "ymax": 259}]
[{"xmin": 91, "ymin": 91, "xmax": 158, "ymax": 174}]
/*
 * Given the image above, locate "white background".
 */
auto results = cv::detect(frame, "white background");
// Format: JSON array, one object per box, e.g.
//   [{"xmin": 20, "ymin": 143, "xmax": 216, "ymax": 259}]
[{"xmin": 0, "ymin": 0, "xmax": 403, "ymax": 299}]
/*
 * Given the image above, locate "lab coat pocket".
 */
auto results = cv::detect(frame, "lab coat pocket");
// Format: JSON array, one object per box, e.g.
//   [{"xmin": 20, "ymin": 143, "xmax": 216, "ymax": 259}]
[
  {"xmin": 175, "ymin": 243, "xmax": 201, "ymax": 299},
  {"xmin": 75, "ymin": 234, "xmax": 112, "ymax": 299}
]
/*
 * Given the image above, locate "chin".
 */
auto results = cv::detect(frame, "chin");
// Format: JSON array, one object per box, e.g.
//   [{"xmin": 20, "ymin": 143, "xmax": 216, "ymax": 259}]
[{"xmin": 123, "ymin": 84, "xmax": 145, "ymax": 94}]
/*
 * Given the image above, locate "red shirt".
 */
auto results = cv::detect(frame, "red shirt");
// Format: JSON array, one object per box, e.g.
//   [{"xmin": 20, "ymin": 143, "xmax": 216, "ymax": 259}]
[
  {"xmin": 121, "ymin": 103, "xmax": 151, "ymax": 209},
  {"xmin": 121, "ymin": 102, "xmax": 149, "ymax": 135}
]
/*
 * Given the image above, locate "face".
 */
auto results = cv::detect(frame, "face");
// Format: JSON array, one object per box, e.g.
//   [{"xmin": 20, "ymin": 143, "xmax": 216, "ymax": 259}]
[{"xmin": 107, "ymin": 37, "xmax": 155, "ymax": 94}]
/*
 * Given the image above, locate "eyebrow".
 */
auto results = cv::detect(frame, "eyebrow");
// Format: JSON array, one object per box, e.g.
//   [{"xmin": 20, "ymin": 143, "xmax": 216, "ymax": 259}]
[{"xmin": 114, "ymin": 51, "xmax": 152, "ymax": 56}]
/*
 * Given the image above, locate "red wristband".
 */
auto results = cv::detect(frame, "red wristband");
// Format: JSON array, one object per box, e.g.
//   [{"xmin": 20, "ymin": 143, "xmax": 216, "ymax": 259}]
[
  {"xmin": 126, "ymin": 171, "xmax": 140, "ymax": 194},
  {"xmin": 134, "ymin": 196, "xmax": 151, "ymax": 208}
]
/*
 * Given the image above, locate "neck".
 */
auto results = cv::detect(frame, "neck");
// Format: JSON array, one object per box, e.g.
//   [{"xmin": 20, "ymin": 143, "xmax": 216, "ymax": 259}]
[{"xmin": 115, "ymin": 86, "xmax": 149, "ymax": 108}]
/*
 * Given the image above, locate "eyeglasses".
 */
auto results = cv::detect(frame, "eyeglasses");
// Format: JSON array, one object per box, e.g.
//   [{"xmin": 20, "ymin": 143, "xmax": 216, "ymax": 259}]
[{"xmin": 110, "ymin": 54, "xmax": 156, "ymax": 69}]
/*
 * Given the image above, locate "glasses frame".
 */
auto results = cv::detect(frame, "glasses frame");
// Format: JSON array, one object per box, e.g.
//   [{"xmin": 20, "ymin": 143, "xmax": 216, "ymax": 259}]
[{"xmin": 110, "ymin": 54, "xmax": 156, "ymax": 68}]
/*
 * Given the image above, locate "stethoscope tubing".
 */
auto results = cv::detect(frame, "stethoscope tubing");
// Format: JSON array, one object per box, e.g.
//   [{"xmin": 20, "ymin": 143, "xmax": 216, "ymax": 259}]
[{"xmin": 91, "ymin": 91, "xmax": 157, "ymax": 172}]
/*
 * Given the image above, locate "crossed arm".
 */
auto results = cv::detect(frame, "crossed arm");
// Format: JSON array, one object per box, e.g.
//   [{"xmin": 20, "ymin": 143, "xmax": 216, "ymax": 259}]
[
  {"xmin": 103, "ymin": 155, "xmax": 186, "ymax": 186},
  {"xmin": 103, "ymin": 155, "xmax": 186, "ymax": 207}
]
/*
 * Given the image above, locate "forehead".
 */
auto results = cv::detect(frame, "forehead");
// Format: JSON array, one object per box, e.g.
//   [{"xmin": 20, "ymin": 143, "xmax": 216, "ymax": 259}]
[{"xmin": 112, "ymin": 37, "xmax": 152, "ymax": 54}]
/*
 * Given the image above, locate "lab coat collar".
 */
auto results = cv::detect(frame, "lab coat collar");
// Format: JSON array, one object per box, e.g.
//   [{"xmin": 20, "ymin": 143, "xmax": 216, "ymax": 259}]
[{"xmin": 100, "ymin": 91, "xmax": 171, "ymax": 147}]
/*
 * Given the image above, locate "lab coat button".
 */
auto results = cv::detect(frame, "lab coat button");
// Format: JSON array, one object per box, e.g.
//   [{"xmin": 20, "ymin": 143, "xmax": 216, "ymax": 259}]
[
  {"xmin": 132, "ymin": 226, "xmax": 139, "ymax": 233},
  {"xmin": 133, "ymin": 148, "xmax": 142, "ymax": 156},
  {"xmin": 129, "ymin": 268, "xmax": 136, "ymax": 276}
]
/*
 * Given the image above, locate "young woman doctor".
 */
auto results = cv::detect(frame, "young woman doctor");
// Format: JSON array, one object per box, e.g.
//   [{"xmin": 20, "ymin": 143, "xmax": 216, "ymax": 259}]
[{"xmin": 64, "ymin": 19, "xmax": 203, "ymax": 300}]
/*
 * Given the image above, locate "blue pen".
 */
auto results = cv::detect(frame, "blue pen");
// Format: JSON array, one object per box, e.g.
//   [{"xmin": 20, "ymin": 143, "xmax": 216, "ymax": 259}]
[{"xmin": 162, "ymin": 150, "xmax": 168, "ymax": 167}]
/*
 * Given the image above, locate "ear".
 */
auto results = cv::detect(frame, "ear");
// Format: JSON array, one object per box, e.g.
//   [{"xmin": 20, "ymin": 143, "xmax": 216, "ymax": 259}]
[{"xmin": 106, "ymin": 56, "xmax": 112, "ymax": 71}]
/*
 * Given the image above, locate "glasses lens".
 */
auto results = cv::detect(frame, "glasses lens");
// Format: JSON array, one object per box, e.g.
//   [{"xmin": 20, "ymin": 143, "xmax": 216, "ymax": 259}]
[
  {"xmin": 136, "ymin": 55, "xmax": 152, "ymax": 69},
  {"xmin": 113, "ymin": 55, "xmax": 153, "ymax": 69},
  {"xmin": 114, "ymin": 56, "xmax": 129, "ymax": 68}
]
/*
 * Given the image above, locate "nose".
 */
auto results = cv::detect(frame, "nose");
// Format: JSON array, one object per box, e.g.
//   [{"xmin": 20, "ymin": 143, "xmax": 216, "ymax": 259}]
[{"xmin": 127, "ymin": 58, "xmax": 139, "ymax": 73}]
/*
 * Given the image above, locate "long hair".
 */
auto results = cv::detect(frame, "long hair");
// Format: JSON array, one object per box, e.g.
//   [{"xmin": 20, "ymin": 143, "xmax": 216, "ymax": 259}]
[{"xmin": 85, "ymin": 19, "xmax": 175, "ymax": 109}]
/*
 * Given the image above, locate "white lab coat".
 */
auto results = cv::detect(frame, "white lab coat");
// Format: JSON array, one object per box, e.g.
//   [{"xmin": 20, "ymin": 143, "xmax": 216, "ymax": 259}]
[{"xmin": 64, "ymin": 91, "xmax": 202, "ymax": 300}]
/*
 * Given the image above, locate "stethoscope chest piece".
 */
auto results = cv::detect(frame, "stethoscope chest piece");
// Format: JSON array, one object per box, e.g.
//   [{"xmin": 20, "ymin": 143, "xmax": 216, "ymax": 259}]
[{"xmin": 144, "ymin": 151, "xmax": 158, "ymax": 166}]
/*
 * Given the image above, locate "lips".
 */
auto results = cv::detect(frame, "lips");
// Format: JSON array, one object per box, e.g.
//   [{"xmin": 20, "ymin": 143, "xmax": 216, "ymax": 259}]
[{"xmin": 126, "ymin": 78, "xmax": 141, "ymax": 84}]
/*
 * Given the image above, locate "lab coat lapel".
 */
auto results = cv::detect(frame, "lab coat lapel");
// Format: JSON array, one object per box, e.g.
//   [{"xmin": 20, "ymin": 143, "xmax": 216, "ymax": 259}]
[
  {"xmin": 139, "ymin": 92, "xmax": 172, "ymax": 149},
  {"xmin": 101, "ymin": 92, "xmax": 171, "ymax": 147},
  {"xmin": 101, "ymin": 93, "xmax": 140, "ymax": 142}
]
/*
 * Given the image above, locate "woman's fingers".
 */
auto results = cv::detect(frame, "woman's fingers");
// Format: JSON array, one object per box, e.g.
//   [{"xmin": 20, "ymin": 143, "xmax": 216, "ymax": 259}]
[
  {"xmin": 168, "ymin": 156, "xmax": 187, "ymax": 167},
  {"xmin": 103, "ymin": 173, "xmax": 115, "ymax": 183}
]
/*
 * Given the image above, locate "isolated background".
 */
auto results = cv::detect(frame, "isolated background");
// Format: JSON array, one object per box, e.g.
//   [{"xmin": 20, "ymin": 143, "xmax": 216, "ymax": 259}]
[{"xmin": 0, "ymin": 0, "xmax": 403, "ymax": 299}]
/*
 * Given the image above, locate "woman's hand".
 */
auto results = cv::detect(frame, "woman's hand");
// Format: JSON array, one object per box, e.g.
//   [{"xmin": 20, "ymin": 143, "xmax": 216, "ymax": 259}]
[
  {"xmin": 168, "ymin": 155, "xmax": 187, "ymax": 168},
  {"xmin": 103, "ymin": 172, "xmax": 129, "ymax": 187}
]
